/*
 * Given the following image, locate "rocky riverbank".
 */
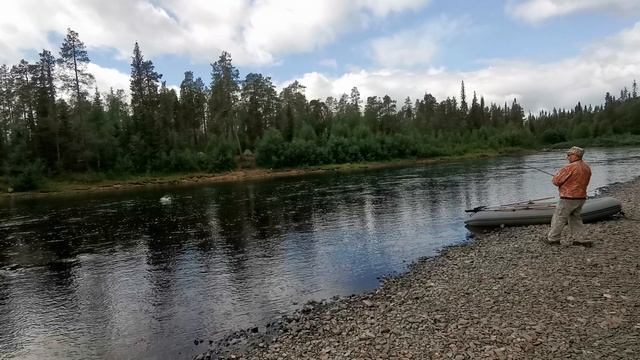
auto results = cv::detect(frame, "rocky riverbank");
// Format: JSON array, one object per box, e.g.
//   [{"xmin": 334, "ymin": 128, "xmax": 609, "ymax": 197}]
[{"xmin": 196, "ymin": 178, "xmax": 640, "ymax": 360}]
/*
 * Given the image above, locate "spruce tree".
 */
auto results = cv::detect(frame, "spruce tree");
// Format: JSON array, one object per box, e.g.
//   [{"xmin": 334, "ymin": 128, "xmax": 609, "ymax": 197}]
[
  {"xmin": 129, "ymin": 42, "xmax": 162, "ymax": 168},
  {"xmin": 34, "ymin": 50, "xmax": 59, "ymax": 168},
  {"xmin": 460, "ymin": 80, "xmax": 468, "ymax": 115}
]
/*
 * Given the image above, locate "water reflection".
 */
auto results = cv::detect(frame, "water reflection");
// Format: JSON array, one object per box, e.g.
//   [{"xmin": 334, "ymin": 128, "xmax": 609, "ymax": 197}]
[{"xmin": 0, "ymin": 148, "xmax": 639, "ymax": 359}]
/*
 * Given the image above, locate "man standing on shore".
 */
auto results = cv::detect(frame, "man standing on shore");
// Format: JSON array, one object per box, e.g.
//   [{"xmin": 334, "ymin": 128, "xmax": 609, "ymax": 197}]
[{"xmin": 547, "ymin": 146, "xmax": 592, "ymax": 246}]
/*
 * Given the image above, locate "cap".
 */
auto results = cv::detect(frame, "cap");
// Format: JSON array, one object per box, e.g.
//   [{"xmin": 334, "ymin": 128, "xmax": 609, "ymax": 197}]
[{"xmin": 566, "ymin": 146, "xmax": 584, "ymax": 157}]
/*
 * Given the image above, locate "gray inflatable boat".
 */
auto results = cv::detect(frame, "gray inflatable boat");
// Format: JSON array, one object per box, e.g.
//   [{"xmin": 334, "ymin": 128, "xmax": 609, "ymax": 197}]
[{"xmin": 465, "ymin": 196, "xmax": 622, "ymax": 227}]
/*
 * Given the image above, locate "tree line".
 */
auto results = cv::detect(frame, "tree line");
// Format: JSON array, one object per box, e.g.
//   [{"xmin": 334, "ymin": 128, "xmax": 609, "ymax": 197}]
[{"xmin": 1, "ymin": 29, "xmax": 639, "ymax": 191}]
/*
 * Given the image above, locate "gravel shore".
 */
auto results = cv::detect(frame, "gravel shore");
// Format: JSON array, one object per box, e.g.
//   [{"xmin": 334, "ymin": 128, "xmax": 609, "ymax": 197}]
[{"xmin": 198, "ymin": 178, "xmax": 640, "ymax": 360}]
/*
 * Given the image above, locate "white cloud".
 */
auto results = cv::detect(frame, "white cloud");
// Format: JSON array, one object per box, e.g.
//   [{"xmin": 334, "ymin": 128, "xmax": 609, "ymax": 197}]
[
  {"xmin": 87, "ymin": 63, "xmax": 131, "ymax": 96},
  {"xmin": 370, "ymin": 16, "xmax": 469, "ymax": 68},
  {"xmin": 0, "ymin": 0, "xmax": 430, "ymax": 66},
  {"xmin": 318, "ymin": 59, "xmax": 338, "ymax": 69},
  {"xmin": 298, "ymin": 21, "xmax": 640, "ymax": 112},
  {"xmin": 506, "ymin": 0, "xmax": 640, "ymax": 23},
  {"xmin": 356, "ymin": 0, "xmax": 430, "ymax": 17}
]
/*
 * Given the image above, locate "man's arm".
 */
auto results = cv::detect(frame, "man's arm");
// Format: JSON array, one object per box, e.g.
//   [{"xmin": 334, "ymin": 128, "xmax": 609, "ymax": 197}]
[{"xmin": 552, "ymin": 166, "xmax": 572, "ymax": 186}]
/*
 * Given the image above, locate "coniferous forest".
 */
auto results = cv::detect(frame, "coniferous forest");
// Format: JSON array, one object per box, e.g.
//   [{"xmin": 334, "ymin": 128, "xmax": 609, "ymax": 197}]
[{"xmin": 1, "ymin": 29, "xmax": 640, "ymax": 192}]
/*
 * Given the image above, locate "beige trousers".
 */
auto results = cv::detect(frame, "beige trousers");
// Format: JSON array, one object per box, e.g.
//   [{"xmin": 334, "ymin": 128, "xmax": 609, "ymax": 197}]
[{"xmin": 547, "ymin": 198, "xmax": 586, "ymax": 243}]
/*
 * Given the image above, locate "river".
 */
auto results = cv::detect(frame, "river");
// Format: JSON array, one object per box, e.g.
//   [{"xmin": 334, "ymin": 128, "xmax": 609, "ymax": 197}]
[{"xmin": 1, "ymin": 148, "xmax": 639, "ymax": 359}]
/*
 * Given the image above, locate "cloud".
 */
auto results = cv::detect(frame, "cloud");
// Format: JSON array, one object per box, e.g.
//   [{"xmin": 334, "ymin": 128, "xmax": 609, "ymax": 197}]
[
  {"xmin": 319, "ymin": 59, "xmax": 338, "ymax": 69},
  {"xmin": 506, "ymin": 0, "xmax": 640, "ymax": 23},
  {"xmin": 298, "ymin": 21, "xmax": 640, "ymax": 112},
  {"xmin": 0, "ymin": 0, "xmax": 431, "ymax": 66},
  {"xmin": 87, "ymin": 63, "xmax": 131, "ymax": 96},
  {"xmin": 370, "ymin": 16, "xmax": 469, "ymax": 68}
]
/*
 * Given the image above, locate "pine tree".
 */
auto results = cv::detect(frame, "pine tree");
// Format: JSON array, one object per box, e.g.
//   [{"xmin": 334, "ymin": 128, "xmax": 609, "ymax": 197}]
[
  {"xmin": 414, "ymin": 93, "xmax": 437, "ymax": 132},
  {"xmin": 0, "ymin": 64, "xmax": 14, "ymax": 163},
  {"xmin": 0, "ymin": 65, "xmax": 11, "ymax": 165},
  {"xmin": 105, "ymin": 88, "xmax": 129, "ymax": 163},
  {"xmin": 364, "ymin": 96, "xmax": 381, "ymax": 131},
  {"xmin": 105, "ymin": 88, "xmax": 128, "ymax": 134},
  {"xmin": 510, "ymin": 98, "xmax": 524, "ymax": 125},
  {"xmin": 400, "ymin": 97, "xmax": 413, "ymax": 127},
  {"xmin": 58, "ymin": 28, "xmax": 94, "ymax": 103},
  {"xmin": 308, "ymin": 99, "xmax": 331, "ymax": 138},
  {"xmin": 179, "ymin": 71, "xmax": 199, "ymax": 145},
  {"xmin": 380, "ymin": 95, "xmax": 397, "ymax": 133},
  {"xmin": 279, "ymin": 81, "xmax": 308, "ymax": 141},
  {"xmin": 11, "ymin": 60, "xmax": 38, "ymax": 143},
  {"xmin": 177, "ymin": 72, "xmax": 207, "ymax": 147},
  {"xmin": 349, "ymin": 87, "xmax": 361, "ymax": 114},
  {"xmin": 207, "ymin": 51, "xmax": 240, "ymax": 141},
  {"xmin": 240, "ymin": 73, "xmax": 278, "ymax": 149},
  {"xmin": 156, "ymin": 82, "xmax": 178, "ymax": 153}
]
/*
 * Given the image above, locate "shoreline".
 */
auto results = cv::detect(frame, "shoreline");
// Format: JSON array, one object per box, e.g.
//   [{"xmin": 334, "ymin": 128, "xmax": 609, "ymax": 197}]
[
  {"xmin": 0, "ymin": 151, "xmax": 516, "ymax": 200},
  {"xmin": 5, "ymin": 140, "xmax": 640, "ymax": 200},
  {"xmin": 196, "ymin": 177, "xmax": 640, "ymax": 359}
]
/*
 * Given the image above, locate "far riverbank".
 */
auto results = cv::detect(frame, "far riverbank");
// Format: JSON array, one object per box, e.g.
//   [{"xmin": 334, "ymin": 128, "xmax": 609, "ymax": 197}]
[
  {"xmin": 5, "ymin": 133, "xmax": 640, "ymax": 199},
  {"xmin": 0, "ymin": 149, "xmax": 521, "ymax": 200}
]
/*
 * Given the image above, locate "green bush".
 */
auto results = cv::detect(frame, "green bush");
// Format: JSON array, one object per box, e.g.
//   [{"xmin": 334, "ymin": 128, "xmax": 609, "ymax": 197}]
[
  {"xmin": 5, "ymin": 160, "xmax": 45, "ymax": 192},
  {"xmin": 571, "ymin": 123, "xmax": 591, "ymax": 139},
  {"xmin": 113, "ymin": 153, "xmax": 135, "ymax": 174},
  {"xmin": 294, "ymin": 121, "xmax": 317, "ymax": 142},
  {"xmin": 256, "ymin": 129, "xmax": 287, "ymax": 167},
  {"xmin": 327, "ymin": 136, "xmax": 363, "ymax": 163},
  {"xmin": 416, "ymin": 137, "xmax": 446, "ymax": 157},
  {"xmin": 282, "ymin": 139, "xmax": 321, "ymax": 166},
  {"xmin": 541, "ymin": 129, "xmax": 567, "ymax": 144},
  {"xmin": 356, "ymin": 135, "xmax": 384, "ymax": 161},
  {"xmin": 206, "ymin": 140, "xmax": 236, "ymax": 171}
]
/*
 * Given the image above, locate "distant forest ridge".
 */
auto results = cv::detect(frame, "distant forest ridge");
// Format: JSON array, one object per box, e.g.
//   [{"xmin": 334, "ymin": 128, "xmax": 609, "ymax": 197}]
[{"xmin": 1, "ymin": 28, "xmax": 640, "ymax": 191}]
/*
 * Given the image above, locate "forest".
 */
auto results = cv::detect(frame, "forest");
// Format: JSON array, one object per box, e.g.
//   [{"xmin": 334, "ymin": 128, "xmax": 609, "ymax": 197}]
[{"xmin": 1, "ymin": 29, "xmax": 640, "ymax": 192}]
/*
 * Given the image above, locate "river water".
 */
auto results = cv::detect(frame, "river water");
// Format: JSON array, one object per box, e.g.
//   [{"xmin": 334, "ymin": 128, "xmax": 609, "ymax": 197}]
[{"xmin": 1, "ymin": 148, "xmax": 639, "ymax": 359}]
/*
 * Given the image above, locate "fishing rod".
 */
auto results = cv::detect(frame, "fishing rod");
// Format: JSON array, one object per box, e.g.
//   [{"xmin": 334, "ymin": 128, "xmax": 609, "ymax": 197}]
[
  {"xmin": 465, "ymin": 166, "xmax": 555, "ymax": 213},
  {"xmin": 523, "ymin": 165, "xmax": 554, "ymax": 177}
]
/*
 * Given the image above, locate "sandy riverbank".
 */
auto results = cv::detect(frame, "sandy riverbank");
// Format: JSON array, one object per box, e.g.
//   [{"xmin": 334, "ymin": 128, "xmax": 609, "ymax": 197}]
[{"xmin": 197, "ymin": 178, "xmax": 640, "ymax": 359}]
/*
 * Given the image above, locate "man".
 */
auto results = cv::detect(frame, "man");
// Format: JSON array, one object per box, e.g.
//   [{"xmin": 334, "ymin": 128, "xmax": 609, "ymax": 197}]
[{"xmin": 547, "ymin": 146, "xmax": 592, "ymax": 246}]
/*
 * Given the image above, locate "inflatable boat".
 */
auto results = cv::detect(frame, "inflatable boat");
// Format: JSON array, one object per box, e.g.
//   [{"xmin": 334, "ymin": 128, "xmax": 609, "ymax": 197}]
[{"xmin": 464, "ymin": 196, "xmax": 622, "ymax": 227}]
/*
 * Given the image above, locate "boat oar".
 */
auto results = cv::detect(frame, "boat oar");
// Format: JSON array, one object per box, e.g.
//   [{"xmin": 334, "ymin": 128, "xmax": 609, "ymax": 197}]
[
  {"xmin": 499, "ymin": 196, "xmax": 555, "ymax": 207},
  {"xmin": 465, "ymin": 196, "xmax": 555, "ymax": 213},
  {"xmin": 465, "ymin": 205, "xmax": 487, "ymax": 213}
]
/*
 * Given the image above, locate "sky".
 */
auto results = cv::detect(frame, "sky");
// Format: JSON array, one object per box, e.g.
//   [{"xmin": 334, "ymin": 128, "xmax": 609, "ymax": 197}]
[{"xmin": 1, "ymin": 0, "xmax": 640, "ymax": 113}]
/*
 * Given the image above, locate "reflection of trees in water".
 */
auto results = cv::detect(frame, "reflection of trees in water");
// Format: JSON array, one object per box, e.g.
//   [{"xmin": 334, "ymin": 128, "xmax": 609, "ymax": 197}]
[
  {"xmin": 0, "ymin": 255, "xmax": 19, "ymax": 354},
  {"xmin": 0, "ymin": 227, "xmax": 11, "ymax": 265}
]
